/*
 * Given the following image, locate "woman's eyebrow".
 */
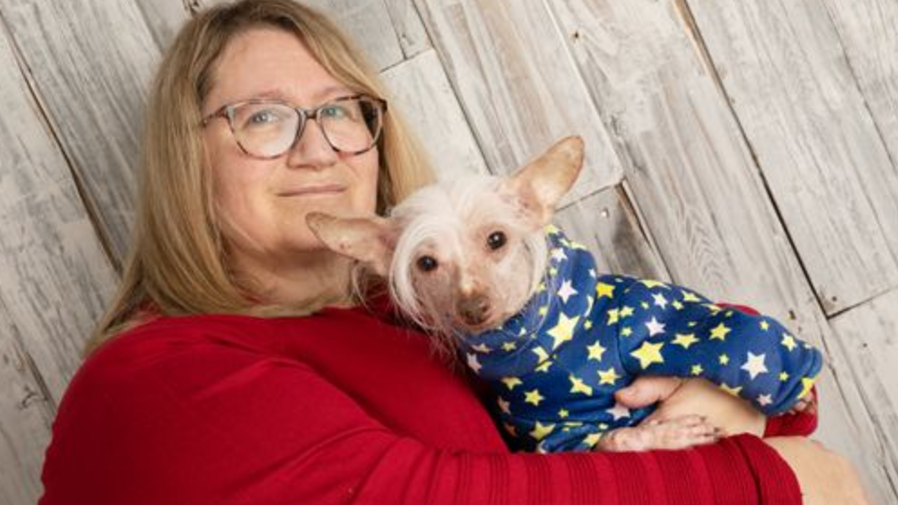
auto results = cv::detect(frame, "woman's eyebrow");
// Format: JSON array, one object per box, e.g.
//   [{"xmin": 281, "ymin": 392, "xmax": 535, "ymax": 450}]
[{"xmin": 239, "ymin": 85, "xmax": 358, "ymax": 104}]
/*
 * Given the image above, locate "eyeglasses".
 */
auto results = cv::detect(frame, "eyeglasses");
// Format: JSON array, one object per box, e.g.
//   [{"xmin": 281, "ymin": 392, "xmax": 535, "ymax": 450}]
[{"xmin": 201, "ymin": 94, "xmax": 387, "ymax": 159}]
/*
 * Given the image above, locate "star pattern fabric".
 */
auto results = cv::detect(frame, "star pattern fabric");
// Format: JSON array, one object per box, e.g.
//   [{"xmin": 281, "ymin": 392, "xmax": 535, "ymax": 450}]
[{"xmin": 459, "ymin": 226, "xmax": 823, "ymax": 453}]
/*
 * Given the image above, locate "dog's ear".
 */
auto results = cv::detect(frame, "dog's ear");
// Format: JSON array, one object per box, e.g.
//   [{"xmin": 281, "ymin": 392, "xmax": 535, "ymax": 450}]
[
  {"xmin": 501, "ymin": 136, "xmax": 585, "ymax": 224},
  {"xmin": 306, "ymin": 212, "xmax": 398, "ymax": 277},
  {"xmin": 499, "ymin": 136, "xmax": 584, "ymax": 227}
]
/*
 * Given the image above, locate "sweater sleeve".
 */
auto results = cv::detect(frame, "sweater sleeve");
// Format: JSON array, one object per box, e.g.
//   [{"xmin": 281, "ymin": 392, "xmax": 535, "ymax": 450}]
[
  {"xmin": 608, "ymin": 275, "xmax": 823, "ymax": 416},
  {"xmin": 40, "ymin": 333, "xmax": 802, "ymax": 505}
]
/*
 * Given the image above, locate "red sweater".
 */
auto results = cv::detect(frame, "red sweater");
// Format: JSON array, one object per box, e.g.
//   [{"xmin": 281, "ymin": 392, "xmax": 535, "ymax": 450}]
[{"xmin": 40, "ymin": 306, "xmax": 811, "ymax": 504}]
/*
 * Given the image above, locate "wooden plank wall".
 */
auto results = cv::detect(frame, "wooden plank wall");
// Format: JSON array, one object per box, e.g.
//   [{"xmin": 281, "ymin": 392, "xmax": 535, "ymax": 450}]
[{"xmin": 0, "ymin": 0, "xmax": 894, "ymax": 502}]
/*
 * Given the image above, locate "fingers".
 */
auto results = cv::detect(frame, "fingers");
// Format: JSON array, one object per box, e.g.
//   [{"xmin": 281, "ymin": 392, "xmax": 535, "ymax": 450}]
[{"xmin": 615, "ymin": 376, "xmax": 684, "ymax": 409}]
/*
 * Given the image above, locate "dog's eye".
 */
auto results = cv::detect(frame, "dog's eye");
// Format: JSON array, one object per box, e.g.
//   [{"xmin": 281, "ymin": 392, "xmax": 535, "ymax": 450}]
[
  {"xmin": 487, "ymin": 231, "xmax": 507, "ymax": 251},
  {"xmin": 417, "ymin": 255, "xmax": 439, "ymax": 272}
]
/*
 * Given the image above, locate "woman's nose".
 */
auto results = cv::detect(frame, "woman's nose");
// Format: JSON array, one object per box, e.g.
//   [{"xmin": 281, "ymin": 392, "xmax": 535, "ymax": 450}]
[{"xmin": 286, "ymin": 119, "xmax": 339, "ymax": 169}]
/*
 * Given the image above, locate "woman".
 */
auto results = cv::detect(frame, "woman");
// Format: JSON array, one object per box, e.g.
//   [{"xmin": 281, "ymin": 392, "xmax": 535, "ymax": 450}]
[{"xmin": 39, "ymin": 0, "xmax": 867, "ymax": 503}]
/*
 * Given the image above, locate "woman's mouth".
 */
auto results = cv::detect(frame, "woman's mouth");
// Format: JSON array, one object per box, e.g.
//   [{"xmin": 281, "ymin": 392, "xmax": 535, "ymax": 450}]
[{"xmin": 278, "ymin": 184, "xmax": 346, "ymax": 197}]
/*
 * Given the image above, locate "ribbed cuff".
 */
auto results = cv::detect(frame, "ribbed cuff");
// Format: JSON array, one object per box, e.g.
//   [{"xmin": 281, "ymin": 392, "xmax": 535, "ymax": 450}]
[{"xmin": 731, "ymin": 434, "xmax": 803, "ymax": 504}]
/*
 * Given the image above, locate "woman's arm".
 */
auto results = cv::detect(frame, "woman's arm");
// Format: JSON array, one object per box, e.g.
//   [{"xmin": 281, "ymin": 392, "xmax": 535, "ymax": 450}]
[
  {"xmin": 616, "ymin": 376, "xmax": 868, "ymax": 504},
  {"xmin": 43, "ymin": 333, "xmax": 808, "ymax": 505}
]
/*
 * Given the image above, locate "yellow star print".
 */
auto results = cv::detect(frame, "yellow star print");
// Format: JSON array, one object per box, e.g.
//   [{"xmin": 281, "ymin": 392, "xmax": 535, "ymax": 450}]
[
  {"xmin": 502, "ymin": 342, "xmax": 517, "ymax": 352},
  {"xmin": 672, "ymin": 333, "xmax": 699, "ymax": 349},
  {"xmin": 501, "ymin": 377, "xmax": 523, "ymax": 390},
  {"xmin": 530, "ymin": 421, "xmax": 555, "ymax": 440},
  {"xmin": 691, "ymin": 364, "xmax": 705, "ymax": 376},
  {"xmin": 597, "ymin": 282, "xmax": 615, "ymax": 299},
  {"xmin": 598, "ymin": 367, "xmax": 621, "ymax": 385},
  {"xmin": 525, "ymin": 389, "xmax": 545, "ymax": 406},
  {"xmin": 607, "ymin": 308, "xmax": 620, "ymax": 325},
  {"xmin": 719, "ymin": 354, "xmax": 730, "ymax": 365},
  {"xmin": 548, "ymin": 313, "xmax": 579, "ymax": 349},
  {"xmin": 631, "ymin": 341, "xmax": 665, "ymax": 369},
  {"xmin": 583, "ymin": 433, "xmax": 603, "ymax": 448},
  {"xmin": 760, "ymin": 320, "xmax": 771, "ymax": 331},
  {"xmin": 620, "ymin": 306, "xmax": 635, "ymax": 318},
  {"xmin": 535, "ymin": 360, "xmax": 553, "ymax": 373},
  {"xmin": 587, "ymin": 342, "xmax": 607, "ymax": 362},
  {"xmin": 720, "ymin": 383, "xmax": 743, "ymax": 397},
  {"xmin": 710, "ymin": 322, "xmax": 732, "ymax": 341},
  {"xmin": 682, "ymin": 291, "xmax": 702, "ymax": 303},
  {"xmin": 781, "ymin": 334, "xmax": 798, "ymax": 352},
  {"xmin": 640, "ymin": 279, "xmax": 668, "ymax": 289},
  {"xmin": 570, "ymin": 375, "xmax": 594, "ymax": 396},
  {"xmin": 780, "ymin": 371, "xmax": 790, "ymax": 382},
  {"xmin": 621, "ymin": 327, "xmax": 633, "ymax": 337},
  {"xmin": 558, "ymin": 409, "xmax": 569, "ymax": 419},
  {"xmin": 799, "ymin": 377, "xmax": 816, "ymax": 398}
]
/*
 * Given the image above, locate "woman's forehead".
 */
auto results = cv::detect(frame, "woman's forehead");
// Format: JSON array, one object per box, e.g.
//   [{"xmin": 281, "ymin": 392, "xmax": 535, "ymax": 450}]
[{"xmin": 206, "ymin": 27, "xmax": 352, "ymax": 108}]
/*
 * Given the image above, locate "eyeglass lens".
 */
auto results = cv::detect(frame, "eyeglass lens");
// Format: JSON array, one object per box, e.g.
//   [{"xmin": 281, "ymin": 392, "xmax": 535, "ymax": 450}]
[{"xmin": 227, "ymin": 97, "xmax": 383, "ymax": 158}]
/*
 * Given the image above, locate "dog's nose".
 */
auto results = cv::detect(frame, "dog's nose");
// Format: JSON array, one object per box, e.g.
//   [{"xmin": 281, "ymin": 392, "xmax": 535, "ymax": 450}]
[{"xmin": 457, "ymin": 295, "xmax": 490, "ymax": 326}]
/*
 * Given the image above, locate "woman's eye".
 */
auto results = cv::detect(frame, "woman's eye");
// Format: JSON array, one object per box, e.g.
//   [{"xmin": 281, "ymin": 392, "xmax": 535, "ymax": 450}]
[
  {"xmin": 248, "ymin": 110, "xmax": 279, "ymax": 125},
  {"xmin": 321, "ymin": 105, "xmax": 350, "ymax": 120},
  {"xmin": 238, "ymin": 109, "xmax": 287, "ymax": 131},
  {"xmin": 417, "ymin": 255, "xmax": 439, "ymax": 273},
  {"xmin": 487, "ymin": 231, "xmax": 507, "ymax": 251}
]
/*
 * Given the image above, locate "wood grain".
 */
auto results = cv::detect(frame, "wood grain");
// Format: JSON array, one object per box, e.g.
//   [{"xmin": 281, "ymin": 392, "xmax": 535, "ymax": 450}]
[
  {"xmin": 686, "ymin": 0, "xmax": 898, "ymax": 315},
  {"xmin": 0, "ymin": 0, "xmax": 162, "ymax": 264},
  {"xmin": 414, "ymin": 0, "xmax": 624, "ymax": 203},
  {"xmin": 380, "ymin": 48, "xmax": 489, "ymax": 181},
  {"xmin": 831, "ymin": 287, "xmax": 898, "ymax": 502},
  {"xmin": 556, "ymin": 182, "xmax": 668, "ymax": 281},
  {"xmin": 0, "ymin": 13, "xmax": 120, "ymax": 504}
]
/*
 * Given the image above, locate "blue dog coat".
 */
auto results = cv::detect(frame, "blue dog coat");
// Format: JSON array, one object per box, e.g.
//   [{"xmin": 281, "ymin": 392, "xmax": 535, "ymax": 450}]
[{"xmin": 459, "ymin": 226, "xmax": 822, "ymax": 453}]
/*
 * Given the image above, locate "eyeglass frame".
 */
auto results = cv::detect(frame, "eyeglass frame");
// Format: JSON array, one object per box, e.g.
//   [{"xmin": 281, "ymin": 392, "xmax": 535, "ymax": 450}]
[{"xmin": 200, "ymin": 94, "xmax": 388, "ymax": 159}]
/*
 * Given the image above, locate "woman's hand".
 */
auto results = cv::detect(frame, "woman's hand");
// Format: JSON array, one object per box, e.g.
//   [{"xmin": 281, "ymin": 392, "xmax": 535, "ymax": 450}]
[
  {"xmin": 766, "ymin": 436, "xmax": 870, "ymax": 505},
  {"xmin": 615, "ymin": 376, "xmax": 765, "ymax": 437}
]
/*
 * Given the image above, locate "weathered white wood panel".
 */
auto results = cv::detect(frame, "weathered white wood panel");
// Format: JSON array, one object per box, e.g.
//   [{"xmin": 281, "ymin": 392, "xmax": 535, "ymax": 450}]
[
  {"xmin": 545, "ymin": 1, "xmax": 896, "ymax": 501},
  {"xmin": 556, "ymin": 183, "xmax": 668, "ymax": 280},
  {"xmin": 823, "ymin": 0, "xmax": 898, "ymax": 169},
  {"xmin": 831, "ymin": 287, "xmax": 898, "ymax": 499},
  {"xmin": 200, "ymin": 0, "xmax": 406, "ymax": 72},
  {"xmin": 0, "ymin": 16, "xmax": 119, "ymax": 505},
  {"xmin": 414, "ymin": 0, "xmax": 623, "ymax": 204},
  {"xmin": 687, "ymin": 0, "xmax": 898, "ymax": 316},
  {"xmin": 134, "ymin": 0, "xmax": 190, "ymax": 49},
  {"xmin": 0, "ymin": 0, "xmax": 163, "ymax": 264},
  {"xmin": 384, "ymin": 0, "xmax": 431, "ymax": 59},
  {"xmin": 380, "ymin": 48, "xmax": 488, "ymax": 181}
]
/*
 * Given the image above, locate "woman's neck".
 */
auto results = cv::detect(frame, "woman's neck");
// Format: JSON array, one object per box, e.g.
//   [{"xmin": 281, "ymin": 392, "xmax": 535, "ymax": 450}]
[{"xmin": 232, "ymin": 249, "xmax": 357, "ymax": 309}]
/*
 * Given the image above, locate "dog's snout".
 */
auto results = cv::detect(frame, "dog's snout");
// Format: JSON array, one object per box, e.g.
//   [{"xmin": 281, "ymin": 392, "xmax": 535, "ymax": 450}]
[{"xmin": 457, "ymin": 295, "xmax": 490, "ymax": 326}]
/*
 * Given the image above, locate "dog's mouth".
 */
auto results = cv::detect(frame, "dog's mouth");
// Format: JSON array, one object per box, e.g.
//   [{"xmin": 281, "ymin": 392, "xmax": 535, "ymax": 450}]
[{"xmin": 453, "ymin": 312, "xmax": 502, "ymax": 334}]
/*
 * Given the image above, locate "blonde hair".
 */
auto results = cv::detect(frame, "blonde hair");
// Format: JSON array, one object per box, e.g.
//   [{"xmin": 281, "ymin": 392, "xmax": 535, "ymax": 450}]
[{"xmin": 86, "ymin": 0, "xmax": 434, "ymax": 354}]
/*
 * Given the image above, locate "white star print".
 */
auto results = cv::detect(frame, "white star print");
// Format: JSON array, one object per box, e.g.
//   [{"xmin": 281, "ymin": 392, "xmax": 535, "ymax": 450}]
[
  {"xmin": 741, "ymin": 352, "xmax": 769, "ymax": 380},
  {"xmin": 557, "ymin": 280, "xmax": 578, "ymax": 304},
  {"xmin": 551, "ymin": 248, "xmax": 568, "ymax": 263},
  {"xmin": 606, "ymin": 402, "xmax": 631, "ymax": 421},
  {"xmin": 645, "ymin": 317, "xmax": 666, "ymax": 337},
  {"xmin": 466, "ymin": 353, "xmax": 482, "ymax": 374},
  {"xmin": 757, "ymin": 394, "xmax": 773, "ymax": 407},
  {"xmin": 652, "ymin": 293, "xmax": 669, "ymax": 310}
]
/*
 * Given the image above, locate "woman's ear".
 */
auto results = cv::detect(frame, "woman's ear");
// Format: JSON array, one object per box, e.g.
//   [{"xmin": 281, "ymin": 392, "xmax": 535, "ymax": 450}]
[
  {"xmin": 306, "ymin": 212, "xmax": 398, "ymax": 276},
  {"xmin": 498, "ymin": 136, "xmax": 585, "ymax": 228}
]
